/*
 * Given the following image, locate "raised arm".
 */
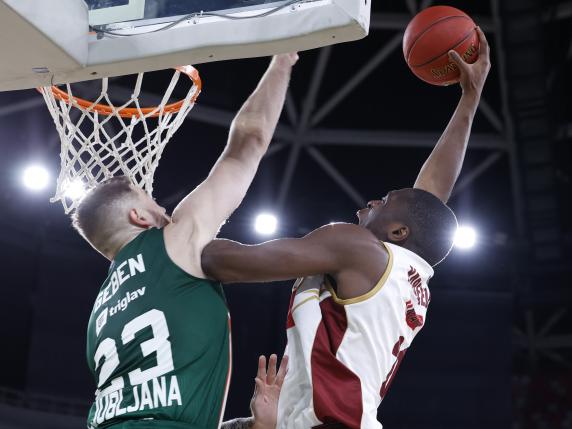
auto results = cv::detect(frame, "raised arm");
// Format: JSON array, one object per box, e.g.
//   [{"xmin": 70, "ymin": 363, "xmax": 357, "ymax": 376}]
[
  {"xmin": 414, "ymin": 27, "xmax": 491, "ymax": 203},
  {"xmin": 165, "ymin": 54, "xmax": 298, "ymax": 276}
]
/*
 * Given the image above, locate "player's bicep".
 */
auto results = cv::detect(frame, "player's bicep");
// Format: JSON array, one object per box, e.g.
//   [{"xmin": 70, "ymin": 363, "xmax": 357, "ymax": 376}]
[{"xmin": 414, "ymin": 177, "xmax": 448, "ymax": 203}]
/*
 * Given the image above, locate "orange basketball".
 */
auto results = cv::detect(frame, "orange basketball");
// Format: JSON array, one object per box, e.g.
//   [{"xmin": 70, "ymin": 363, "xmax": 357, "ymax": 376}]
[{"xmin": 403, "ymin": 5, "xmax": 479, "ymax": 86}]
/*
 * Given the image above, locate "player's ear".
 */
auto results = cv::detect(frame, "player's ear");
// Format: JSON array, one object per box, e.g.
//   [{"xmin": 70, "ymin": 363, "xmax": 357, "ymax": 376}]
[
  {"xmin": 388, "ymin": 223, "xmax": 409, "ymax": 243},
  {"xmin": 128, "ymin": 208, "xmax": 153, "ymax": 228}
]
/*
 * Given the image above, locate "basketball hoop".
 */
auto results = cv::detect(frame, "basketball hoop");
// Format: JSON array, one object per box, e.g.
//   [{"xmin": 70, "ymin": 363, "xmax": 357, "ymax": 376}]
[{"xmin": 39, "ymin": 66, "xmax": 201, "ymax": 213}]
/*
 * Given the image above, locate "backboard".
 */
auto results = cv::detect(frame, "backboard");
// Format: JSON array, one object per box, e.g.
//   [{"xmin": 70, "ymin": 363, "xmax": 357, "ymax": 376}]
[
  {"xmin": 0, "ymin": 0, "xmax": 371, "ymax": 91},
  {"xmin": 87, "ymin": 1, "xmax": 296, "ymax": 26}
]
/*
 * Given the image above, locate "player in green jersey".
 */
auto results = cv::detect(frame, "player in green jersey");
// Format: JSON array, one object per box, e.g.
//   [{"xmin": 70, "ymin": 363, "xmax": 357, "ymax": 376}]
[{"xmin": 72, "ymin": 53, "xmax": 298, "ymax": 429}]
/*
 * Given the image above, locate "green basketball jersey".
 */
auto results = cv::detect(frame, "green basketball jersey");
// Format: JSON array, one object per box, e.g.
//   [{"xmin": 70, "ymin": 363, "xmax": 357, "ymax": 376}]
[{"xmin": 86, "ymin": 228, "xmax": 231, "ymax": 429}]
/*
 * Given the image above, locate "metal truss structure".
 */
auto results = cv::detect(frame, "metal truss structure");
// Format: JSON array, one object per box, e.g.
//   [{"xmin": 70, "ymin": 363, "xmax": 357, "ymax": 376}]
[
  {"xmin": 2, "ymin": 1, "xmax": 570, "ymax": 218},
  {"xmin": 514, "ymin": 308, "xmax": 572, "ymax": 370}
]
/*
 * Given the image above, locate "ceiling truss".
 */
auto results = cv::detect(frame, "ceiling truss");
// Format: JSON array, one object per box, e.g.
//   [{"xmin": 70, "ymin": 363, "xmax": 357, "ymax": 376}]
[{"xmin": 0, "ymin": 0, "xmax": 512, "ymax": 212}]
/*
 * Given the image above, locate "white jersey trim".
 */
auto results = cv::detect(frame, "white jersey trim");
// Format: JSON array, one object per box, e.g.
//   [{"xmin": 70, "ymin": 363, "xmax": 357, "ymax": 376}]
[{"xmin": 323, "ymin": 242, "xmax": 394, "ymax": 306}]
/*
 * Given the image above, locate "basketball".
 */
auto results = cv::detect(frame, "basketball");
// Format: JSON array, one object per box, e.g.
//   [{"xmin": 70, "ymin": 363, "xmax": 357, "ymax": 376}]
[{"xmin": 403, "ymin": 5, "xmax": 480, "ymax": 86}]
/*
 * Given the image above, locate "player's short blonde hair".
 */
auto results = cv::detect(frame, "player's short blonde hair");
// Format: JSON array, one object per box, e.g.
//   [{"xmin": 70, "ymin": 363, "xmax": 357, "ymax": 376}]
[{"xmin": 72, "ymin": 176, "xmax": 138, "ymax": 252}]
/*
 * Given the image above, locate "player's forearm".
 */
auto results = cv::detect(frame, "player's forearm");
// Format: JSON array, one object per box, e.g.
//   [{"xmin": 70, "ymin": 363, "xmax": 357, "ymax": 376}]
[
  {"xmin": 227, "ymin": 56, "xmax": 293, "ymax": 160},
  {"xmin": 202, "ymin": 238, "xmax": 300, "ymax": 283},
  {"xmin": 413, "ymin": 90, "xmax": 481, "ymax": 202},
  {"xmin": 203, "ymin": 236, "xmax": 336, "ymax": 284},
  {"xmin": 202, "ymin": 224, "xmax": 360, "ymax": 283}
]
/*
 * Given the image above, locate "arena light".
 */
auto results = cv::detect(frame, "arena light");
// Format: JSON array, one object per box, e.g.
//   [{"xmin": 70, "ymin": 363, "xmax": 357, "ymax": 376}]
[
  {"xmin": 454, "ymin": 226, "xmax": 477, "ymax": 249},
  {"xmin": 64, "ymin": 179, "xmax": 87, "ymax": 200},
  {"xmin": 255, "ymin": 213, "xmax": 278, "ymax": 236},
  {"xmin": 22, "ymin": 165, "xmax": 50, "ymax": 191}
]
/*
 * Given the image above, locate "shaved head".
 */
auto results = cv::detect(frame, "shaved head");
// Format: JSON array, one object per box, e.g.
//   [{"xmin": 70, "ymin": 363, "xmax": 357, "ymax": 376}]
[
  {"xmin": 72, "ymin": 176, "xmax": 169, "ymax": 259},
  {"xmin": 72, "ymin": 176, "xmax": 139, "ymax": 255},
  {"xmin": 392, "ymin": 189, "xmax": 457, "ymax": 266}
]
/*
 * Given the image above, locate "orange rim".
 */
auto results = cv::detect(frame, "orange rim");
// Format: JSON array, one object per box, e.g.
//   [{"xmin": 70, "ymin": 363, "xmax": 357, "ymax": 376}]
[{"xmin": 43, "ymin": 66, "xmax": 201, "ymax": 118}]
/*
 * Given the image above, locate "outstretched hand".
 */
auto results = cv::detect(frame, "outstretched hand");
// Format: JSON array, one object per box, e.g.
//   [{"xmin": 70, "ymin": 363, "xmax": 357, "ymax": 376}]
[
  {"xmin": 250, "ymin": 354, "xmax": 289, "ymax": 429},
  {"xmin": 448, "ymin": 27, "xmax": 491, "ymax": 96},
  {"xmin": 272, "ymin": 52, "xmax": 299, "ymax": 68}
]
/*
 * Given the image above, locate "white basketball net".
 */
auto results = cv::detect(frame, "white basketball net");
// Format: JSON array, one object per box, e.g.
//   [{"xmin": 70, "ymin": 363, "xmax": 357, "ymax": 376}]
[{"xmin": 39, "ymin": 66, "xmax": 201, "ymax": 213}]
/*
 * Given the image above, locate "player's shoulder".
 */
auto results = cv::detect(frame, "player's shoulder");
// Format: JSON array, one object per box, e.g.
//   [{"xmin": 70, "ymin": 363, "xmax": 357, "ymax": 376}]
[
  {"xmin": 313, "ymin": 222, "xmax": 382, "ymax": 243},
  {"xmin": 315, "ymin": 221, "xmax": 367, "ymax": 234},
  {"xmin": 163, "ymin": 219, "xmax": 207, "ymax": 277},
  {"xmin": 312, "ymin": 222, "xmax": 389, "ymax": 259}
]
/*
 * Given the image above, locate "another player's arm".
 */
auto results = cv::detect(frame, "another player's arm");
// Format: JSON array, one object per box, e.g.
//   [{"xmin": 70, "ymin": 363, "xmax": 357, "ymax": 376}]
[
  {"xmin": 413, "ymin": 27, "xmax": 491, "ymax": 203},
  {"xmin": 165, "ymin": 54, "xmax": 298, "ymax": 275},
  {"xmin": 222, "ymin": 355, "xmax": 289, "ymax": 429},
  {"xmin": 201, "ymin": 223, "xmax": 388, "ymax": 298}
]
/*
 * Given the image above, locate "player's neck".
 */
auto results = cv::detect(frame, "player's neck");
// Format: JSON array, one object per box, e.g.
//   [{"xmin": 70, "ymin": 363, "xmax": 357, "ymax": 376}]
[
  {"xmin": 363, "ymin": 224, "xmax": 386, "ymax": 242},
  {"xmin": 106, "ymin": 227, "xmax": 145, "ymax": 261}
]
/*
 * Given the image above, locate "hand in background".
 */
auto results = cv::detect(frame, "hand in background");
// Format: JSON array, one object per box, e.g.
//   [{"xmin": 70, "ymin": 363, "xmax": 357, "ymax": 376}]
[{"xmin": 251, "ymin": 354, "xmax": 289, "ymax": 429}]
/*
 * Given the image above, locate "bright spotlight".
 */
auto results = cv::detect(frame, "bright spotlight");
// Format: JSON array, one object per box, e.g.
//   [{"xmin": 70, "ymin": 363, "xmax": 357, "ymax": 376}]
[
  {"xmin": 64, "ymin": 179, "xmax": 87, "ymax": 200},
  {"xmin": 454, "ymin": 226, "xmax": 477, "ymax": 249},
  {"xmin": 255, "ymin": 213, "xmax": 278, "ymax": 235},
  {"xmin": 22, "ymin": 165, "xmax": 50, "ymax": 191}
]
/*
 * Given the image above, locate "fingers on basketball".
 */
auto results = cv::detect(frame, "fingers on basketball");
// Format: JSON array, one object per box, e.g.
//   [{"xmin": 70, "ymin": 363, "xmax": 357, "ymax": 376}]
[
  {"xmin": 476, "ymin": 27, "xmax": 492, "ymax": 68},
  {"xmin": 476, "ymin": 27, "xmax": 490, "ymax": 55},
  {"xmin": 448, "ymin": 50, "xmax": 468, "ymax": 71}
]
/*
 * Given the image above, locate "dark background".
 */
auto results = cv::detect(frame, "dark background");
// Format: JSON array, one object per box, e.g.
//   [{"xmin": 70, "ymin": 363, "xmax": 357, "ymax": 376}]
[{"xmin": 0, "ymin": 0, "xmax": 571, "ymax": 428}]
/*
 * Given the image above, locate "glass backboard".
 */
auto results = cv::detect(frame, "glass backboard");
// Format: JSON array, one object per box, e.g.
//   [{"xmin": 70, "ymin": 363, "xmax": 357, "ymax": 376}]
[{"xmin": 86, "ymin": 0, "xmax": 290, "ymax": 27}]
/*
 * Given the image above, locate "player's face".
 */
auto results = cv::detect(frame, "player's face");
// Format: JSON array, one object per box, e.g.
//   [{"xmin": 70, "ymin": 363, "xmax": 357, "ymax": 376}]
[
  {"xmin": 357, "ymin": 192, "xmax": 392, "ymax": 227},
  {"xmin": 357, "ymin": 189, "xmax": 412, "ymax": 240},
  {"xmin": 134, "ymin": 187, "xmax": 171, "ymax": 228}
]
